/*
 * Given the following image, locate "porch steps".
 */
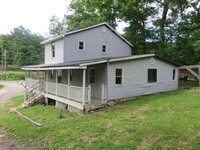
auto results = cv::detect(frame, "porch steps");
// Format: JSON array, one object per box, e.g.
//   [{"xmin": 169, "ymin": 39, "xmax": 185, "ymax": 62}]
[{"xmin": 87, "ymin": 104, "xmax": 109, "ymax": 113}]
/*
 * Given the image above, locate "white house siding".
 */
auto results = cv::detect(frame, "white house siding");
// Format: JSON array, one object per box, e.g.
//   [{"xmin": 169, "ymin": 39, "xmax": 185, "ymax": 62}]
[
  {"xmin": 45, "ymin": 39, "xmax": 64, "ymax": 64},
  {"xmin": 64, "ymin": 25, "xmax": 132, "ymax": 62},
  {"xmin": 107, "ymin": 57, "xmax": 178, "ymax": 100}
]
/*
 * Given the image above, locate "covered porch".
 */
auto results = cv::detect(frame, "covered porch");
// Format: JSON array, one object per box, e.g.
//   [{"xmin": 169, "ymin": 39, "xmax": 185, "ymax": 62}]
[{"xmin": 23, "ymin": 63, "xmax": 108, "ymax": 111}]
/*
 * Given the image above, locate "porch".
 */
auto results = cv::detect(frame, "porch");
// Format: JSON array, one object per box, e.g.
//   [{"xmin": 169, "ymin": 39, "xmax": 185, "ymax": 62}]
[{"xmin": 25, "ymin": 64, "xmax": 108, "ymax": 111}]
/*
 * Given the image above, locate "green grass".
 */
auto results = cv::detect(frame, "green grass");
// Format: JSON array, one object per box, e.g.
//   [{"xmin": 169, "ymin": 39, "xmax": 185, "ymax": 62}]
[
  {"xmin": 0, "ymin": 72, "xmax": 25, "ymax": 80},
  {"xmin": 0, "ymin": 84, "xmax": 4, "ymax": 89},
  {"xmin": 0, "ymin": 89, "xmax": 200, "ymax": 150}
]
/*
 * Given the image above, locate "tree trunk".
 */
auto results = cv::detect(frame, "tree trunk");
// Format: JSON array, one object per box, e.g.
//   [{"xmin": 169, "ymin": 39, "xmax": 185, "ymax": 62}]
[{"xmin": 160, "ymin": 0, "xmax": 169, "ymax": 54}]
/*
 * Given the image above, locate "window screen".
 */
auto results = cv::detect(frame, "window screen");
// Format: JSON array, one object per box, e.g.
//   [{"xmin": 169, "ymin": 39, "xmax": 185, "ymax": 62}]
[
  {"xmin": 148, "ymin": 69, "xmax": 157, "ymax": 83},
  {"xmin": 115, "ymin": 68, "xmax": 122, "ymax": 85}
]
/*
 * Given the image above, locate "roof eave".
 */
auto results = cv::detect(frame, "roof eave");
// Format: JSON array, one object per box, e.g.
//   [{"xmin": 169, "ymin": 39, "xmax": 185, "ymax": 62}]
[
  {"xmin": 21, "ymin": 66, "xmax": 87, "ymax": 71},
  {"xmin": 40, "ymin": 35, "xmax": 65, "ymax": 45}
]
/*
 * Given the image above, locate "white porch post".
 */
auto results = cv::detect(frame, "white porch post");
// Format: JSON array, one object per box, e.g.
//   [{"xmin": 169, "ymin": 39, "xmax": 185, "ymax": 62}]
[
  {"xmin": 67, "ymin": 69, "xmax": 70, "ymax": 100},
  {"xmin": 46, "ymin": 71, "xmax": 48, "ymax": 94},
  {"xmin": 101, "ymin": 84, "xmax": 105, "ymax": 102},
  {"xmin": 82, "ymin": 69, "xmax": 86, "ymax": 105},
  {"xmin": 55, "ymin": 70, "xmax": 58, "ymax": 96}
]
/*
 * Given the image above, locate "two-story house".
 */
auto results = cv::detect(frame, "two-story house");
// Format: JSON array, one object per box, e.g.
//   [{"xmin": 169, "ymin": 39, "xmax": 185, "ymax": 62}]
[{"xmin": 22, "ymin": 22, "xmax": 179, "ymax": 113}]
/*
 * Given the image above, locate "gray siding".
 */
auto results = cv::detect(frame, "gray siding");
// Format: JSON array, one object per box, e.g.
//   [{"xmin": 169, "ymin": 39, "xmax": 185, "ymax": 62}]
[
  {"xmin": 46, "ymin": 63, "xmax": 107, "ymax": 99},
  {"xmin": 107, "ymin": 57, "xmax": 178, "ymax": 100},
  {"xmin": 45, "ymin": 39, "xmax": 64, "ymax": 64},
  {"xmin": 64, "ymin": 25, "xmax": 131, "ymax": 62},
  {"xmin": 87, "ymin": 63, "xmax": 107, "ymax": 99}
]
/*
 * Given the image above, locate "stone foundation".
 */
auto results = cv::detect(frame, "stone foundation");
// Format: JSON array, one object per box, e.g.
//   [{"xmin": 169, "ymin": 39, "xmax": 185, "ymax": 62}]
[
  {"xmin": 55, "ymin": 101, "xmax": 67, "ymax": 109},
  {"xmin": 68, "ymin": 105, "xmax": 84, "ymax": 114}
]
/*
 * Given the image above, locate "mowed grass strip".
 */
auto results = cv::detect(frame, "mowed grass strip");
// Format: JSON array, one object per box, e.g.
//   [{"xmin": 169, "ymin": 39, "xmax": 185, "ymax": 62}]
[{"xmin": 0, "ymin": 89, "xmax": 200, "ymax": 150}]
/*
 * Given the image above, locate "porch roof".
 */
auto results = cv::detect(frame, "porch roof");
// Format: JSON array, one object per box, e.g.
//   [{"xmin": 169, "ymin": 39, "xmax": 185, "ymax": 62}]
[{"xmin": 22, "ymin": 54, "xmax": 180, "ymax": 70}]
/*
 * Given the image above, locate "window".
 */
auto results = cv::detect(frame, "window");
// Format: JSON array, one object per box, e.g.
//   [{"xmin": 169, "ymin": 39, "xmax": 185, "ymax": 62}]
[
  {"xmin": 89, "ymin": 68, "xmax": 95, "ymax": 84},
  {"xmin": 148, "ymin": 69, "xmax": 157, "ymax": 83},
  {"xmin": 173, "ymin": 69, "xmax": 176, "ymax": 80},
  {"xmin": 115, "ymin": 68, "xmax": 123, "ymax": 85},
  {"xmin": 102, "ymin": 45, "xmax": 107, "ymax": 53},
  {"xmin": 79, "ymin": 41, "xmax": 84, "ymax": 50},
  {"xmin": 51, "ymin": 42, "xmax": 55, "ymax": 57}
]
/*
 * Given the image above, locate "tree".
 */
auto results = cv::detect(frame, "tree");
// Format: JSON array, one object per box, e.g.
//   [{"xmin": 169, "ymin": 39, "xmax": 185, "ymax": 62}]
[
  {"xmin": 0, "ymin": 26, "xmax": 45, "ymax": 66},
  {"xmin": 49, "ymin": 16, "xmax": 68, "ymax": 37}
]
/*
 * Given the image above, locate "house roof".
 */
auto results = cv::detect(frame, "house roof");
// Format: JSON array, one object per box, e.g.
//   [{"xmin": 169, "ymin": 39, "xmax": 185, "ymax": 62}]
[
  {"xmin": 22, "ymin": 54, "xmax": 180, "ymax": 70},
  {"xmin": 41, "ymin": 22, "xmax": 133, "ymax": 47}
]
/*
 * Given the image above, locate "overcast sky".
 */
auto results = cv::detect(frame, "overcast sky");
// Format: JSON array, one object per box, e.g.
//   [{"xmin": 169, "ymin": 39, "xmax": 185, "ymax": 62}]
[{"xmin": 0, "ymin": 0, "xmax": 125, "ymax": 37}]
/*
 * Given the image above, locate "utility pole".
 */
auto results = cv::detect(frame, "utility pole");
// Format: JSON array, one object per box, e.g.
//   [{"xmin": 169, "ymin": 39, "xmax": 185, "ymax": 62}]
[{"xmin": 4, "ymin": 49, "xmax": 6, "ymax": 77}]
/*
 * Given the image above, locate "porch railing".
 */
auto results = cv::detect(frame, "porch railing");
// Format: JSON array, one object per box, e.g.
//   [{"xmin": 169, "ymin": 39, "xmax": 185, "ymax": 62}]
[
  {"xmin": 26, "ymin": 77, "xmax": 39, "ymax": 88},
  {"xmin": 45, "ymin": 82, "xmax": 91, "ymax": 105}
]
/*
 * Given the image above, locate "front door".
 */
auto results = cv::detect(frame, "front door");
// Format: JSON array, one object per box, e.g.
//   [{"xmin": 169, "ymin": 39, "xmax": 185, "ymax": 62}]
[{"xmin": 88, "ymin": 67, "xmax": 96, "ymax": 97}]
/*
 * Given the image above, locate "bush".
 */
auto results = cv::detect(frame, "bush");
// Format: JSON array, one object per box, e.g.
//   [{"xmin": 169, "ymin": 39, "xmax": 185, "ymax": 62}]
[{"xmin": 0, "ymin": 73, "xmax": 25, "ymax": 80}]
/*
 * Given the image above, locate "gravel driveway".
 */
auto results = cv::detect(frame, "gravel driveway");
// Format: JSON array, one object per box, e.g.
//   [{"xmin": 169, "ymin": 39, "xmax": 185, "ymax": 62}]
[
  {"xmin": 0, "ymin": 81, "xmax": 36, "ymax": 149},
  {"xmin": 0, "ymin": 80, "xmax": 25, "ymax": 102}
]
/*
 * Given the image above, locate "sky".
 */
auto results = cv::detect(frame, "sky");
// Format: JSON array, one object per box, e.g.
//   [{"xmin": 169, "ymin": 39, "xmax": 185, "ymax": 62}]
[{"xmin": 0, "ymin": 0, "xmax": 125, "ymax": 37}]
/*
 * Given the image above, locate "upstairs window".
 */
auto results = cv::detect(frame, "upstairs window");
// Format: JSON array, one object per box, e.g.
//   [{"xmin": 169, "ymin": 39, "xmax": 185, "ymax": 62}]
[
  {"xmin": 51, "ymin": 42, "xmax": 55, "ymax": 57},
  {"xmin": 89, "ymin": 68, "xmax": 95, "ymax": 84},
  {"xmin": 173, "ymin": 69, "xmax": 176, "ymax": 81},
  {"xmin": 102, "ymin": 45, "xmax": 107, "ymax": 53},
  {"xmin": 148, "ymin": 69, "xmax": 157, "ymax": 83},
  {"xmin": 79, "ymin": 41, "xmax": 84, "ymax": 50},
  {"xmin": 115, "ymin": 68, "xmax": 123, "ymax": 85}
]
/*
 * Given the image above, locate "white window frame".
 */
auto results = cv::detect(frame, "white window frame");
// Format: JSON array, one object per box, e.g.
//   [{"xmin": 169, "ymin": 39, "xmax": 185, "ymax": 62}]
[
  {"xmin": 102, "ymin": 45, "xmax": 107, "ymax": 53},
  {"xmin": 172, "ymin": 69, "xmax": 176, "ymax": 81},
  {"xmin": 78, "ymin": 41, "xmax": 85, "ymax": 51},
  {"xmin": 51, "ymin": 42, "xmax": 55, "ymax": 58},
  {"xmin": 115, "ymin": 68, "xmax": 123, "ymax": 86},
  {"xmin": 89, "ymin": 67, "xmax": 96, "ymax": 84}
]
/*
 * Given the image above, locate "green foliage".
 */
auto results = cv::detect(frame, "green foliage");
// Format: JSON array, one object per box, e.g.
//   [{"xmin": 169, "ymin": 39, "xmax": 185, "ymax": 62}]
[
  {"xmin": 1, "ymin": 89, "xmax": 200, "ymax": 149},
  {"xmin": 0, "ymin": 73, "xmax": 25, "ymax": 80},
  {"xmin": 0, "ymin": 26, "xmax": 45, "ymax": 66},
  {"xmin": 49, "ymin": 0, "xmax": 200, "ymax": 65}
]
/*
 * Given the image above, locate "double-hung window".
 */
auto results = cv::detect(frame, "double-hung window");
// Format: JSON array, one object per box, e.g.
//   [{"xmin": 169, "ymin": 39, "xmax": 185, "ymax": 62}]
[
  {"xmin": 172, "ymin": 69, "xmax": 176, "ymax": 81},
  {"xmin": 115, "ymin": 68, "xmax": 123, "ymax": 85},
  {"xmin": 79, "ymin": 41, "xmax": 84, "ymax": 50},
  {"xmin": 102, "ymin": 45, "xmax": 107, "ymax": 53},
  {"xmin": 51, "ymin": 42, "xmax": 55, "ymax": 57},
  {"xmin": 148, "ymin": 69, "xmax": 157, "ymax": 83}
]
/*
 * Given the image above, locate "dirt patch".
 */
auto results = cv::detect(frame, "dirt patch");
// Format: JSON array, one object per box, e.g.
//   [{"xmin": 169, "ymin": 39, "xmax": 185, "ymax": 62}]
[
  {"xmin": 136, "ymin": 137, "xmax": 152, "ymax": 150},
  {"xmin": 0, "ymin": 127, "xmax": 37, "ymax": 150},
  {"xmin": 106, "ymin": 122, "xmax": 113, "ymax": 128}
]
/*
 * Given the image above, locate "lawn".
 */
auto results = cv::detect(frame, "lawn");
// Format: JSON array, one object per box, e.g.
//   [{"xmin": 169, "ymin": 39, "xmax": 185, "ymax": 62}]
[{"xmin": 0, "ymin": 88, "xmax": 200, "ymax": 149}]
